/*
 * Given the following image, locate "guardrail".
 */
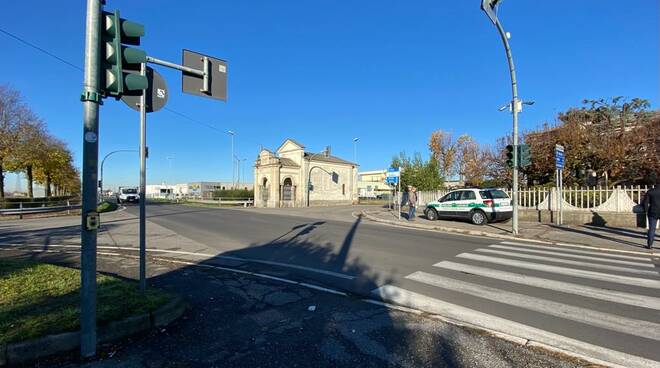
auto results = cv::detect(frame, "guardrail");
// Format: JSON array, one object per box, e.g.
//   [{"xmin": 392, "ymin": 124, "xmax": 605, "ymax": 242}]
[{"xmin": 0, "ymin": 200, "xmax": 81, "ymax": 218}]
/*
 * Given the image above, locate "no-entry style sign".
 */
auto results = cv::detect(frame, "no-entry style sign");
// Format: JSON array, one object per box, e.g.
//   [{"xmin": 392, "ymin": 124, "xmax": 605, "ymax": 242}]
[{"xmin": 121, "ymin": 66, "xmax": 169, "ymax": 113}]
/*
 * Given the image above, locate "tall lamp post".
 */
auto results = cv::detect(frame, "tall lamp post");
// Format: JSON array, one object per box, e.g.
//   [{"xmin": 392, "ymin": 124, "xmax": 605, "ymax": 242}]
[
  {"xmin": 99, "ymin": 149, "xmax": 138, "ymax": 201},
  {"xmin": 481, "ymin": 0, "xmax": 524, "ymax": 236},
  {"xmin": 226, "ymin": 130, "xmax": 235, "ymax": 188},
  {"xmin": 353, "ymin": 137, "xmax": 359, "ymax": 164},
  {"xmin": 306, "ymin": 148, "xmax": 332, "ymax": 207}
]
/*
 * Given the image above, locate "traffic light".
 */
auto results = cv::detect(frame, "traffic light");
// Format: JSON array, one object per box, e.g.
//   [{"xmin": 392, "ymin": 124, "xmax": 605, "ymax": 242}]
[
  {"xmin": 505, "ymin": 144, "xmax": 515, "ymax": 168},
  {"xmin": 518, "ymin": 144, "xmax": 531, "ymax": 167},
  {"xmin": 101, "ymin": 10, "xmax": 148, "ymax": 98}
]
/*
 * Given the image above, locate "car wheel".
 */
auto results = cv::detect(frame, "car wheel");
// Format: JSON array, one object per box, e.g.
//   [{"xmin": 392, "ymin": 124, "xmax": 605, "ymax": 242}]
[
  {"xmin": 470, "ymin": 210, "xmax": 487, "ymax": 225},
  {"xmin": 425, "ymin": 208, "xmax": 438, "ymax": 221}
]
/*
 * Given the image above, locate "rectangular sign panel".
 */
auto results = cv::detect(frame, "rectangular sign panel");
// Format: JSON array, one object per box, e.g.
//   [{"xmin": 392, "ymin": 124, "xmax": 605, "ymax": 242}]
[
  {"xmin": 386, "ymin": 176, "xmax": 399, "ymax": 184},
  {"xmin": 182, "ymin": 49, "xmax": 227, "ymax": 101},
  {"xmin": 555, "ymin": 145, "xmax": 565, "ymax": 169},
  {"xmin": 386, "ymin": 167, "xmax": 401, "ymax": 177}
]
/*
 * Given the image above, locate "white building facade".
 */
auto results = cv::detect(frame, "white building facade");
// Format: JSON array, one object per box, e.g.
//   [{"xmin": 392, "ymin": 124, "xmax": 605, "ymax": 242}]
[{"xmin": 254, "ymin": 139, "xmax": 358, "ymax": 207}]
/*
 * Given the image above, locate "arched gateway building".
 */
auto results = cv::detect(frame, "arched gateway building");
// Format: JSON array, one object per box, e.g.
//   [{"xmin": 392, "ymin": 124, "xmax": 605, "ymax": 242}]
[{"xmin": 254, "ymin": 139, "xmax": 358, "ymax": 207}]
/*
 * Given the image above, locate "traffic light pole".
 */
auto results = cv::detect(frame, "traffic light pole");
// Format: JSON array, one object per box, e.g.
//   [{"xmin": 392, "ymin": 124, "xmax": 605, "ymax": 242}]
[
  {"xmin": 494, "ymin": 19, "xmax": 520, "ymax": 236},
  {"xmin": 80, "ymin": 0, "xmax": 102, "ymax": 358},
  {"xmin": 139, "ymin": 63, "xmax": 147, "ymax": 291}
]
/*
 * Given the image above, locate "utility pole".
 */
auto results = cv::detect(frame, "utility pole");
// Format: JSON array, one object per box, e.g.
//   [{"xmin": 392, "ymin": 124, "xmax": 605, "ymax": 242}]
[
  {"xmin": 226, "ymin": 130, "xmax": 235, "ymax": 188},
  {"xmin": 139, "ymin": 62, "xmax": 147, "ymax": 291},
  {"xmin": 80, "ymin": 0, "xmax": 102, "ymax": 358},
  {"xmin": 481, "ymin": 0, "xmax": 521, "ymax": 235},
  {"xmin": 353, "ymin": 137, "xmax": 359, "ymax": 164}
]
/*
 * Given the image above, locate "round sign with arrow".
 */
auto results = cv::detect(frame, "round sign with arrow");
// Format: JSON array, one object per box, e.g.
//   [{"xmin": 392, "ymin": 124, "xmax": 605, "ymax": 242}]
[{"xmin": 121, "ymin": 66, "xmax": 168, "ymax": 113}]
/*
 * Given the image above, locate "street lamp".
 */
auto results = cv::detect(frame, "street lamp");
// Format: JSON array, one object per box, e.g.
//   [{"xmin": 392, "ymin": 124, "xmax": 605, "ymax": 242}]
[
  {"xmin": 165, "ymin": 156, "xmax": 174, "ymax": 198},
  {"xmin": 353, "ymin": 137, "xmax": 359, "ymax": 164},
  {"xmin": 306, "ymin": 147, "xmax": 333, "ymax": 207},
  {"xmin": 226, "ymin": 130, "xmax": 235, "ymax": 188},
  {"xmin": 481, "ymin": 0, "xmax": 527, "ymax": 236},
  {"xmin": 99, "ymin": 149, "xmax": 138, "ymax": 201}
]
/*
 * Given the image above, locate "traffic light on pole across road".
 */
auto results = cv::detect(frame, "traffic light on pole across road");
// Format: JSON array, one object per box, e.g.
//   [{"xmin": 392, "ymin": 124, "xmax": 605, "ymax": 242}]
[
  {"xmin": 518, "ymin": 144, "xmax": 531, "ymax": 167},
  {"xmin": 101, "ymin": 10, "xmax": 148, "ymax": 98},
  {"xmin": 505, "ymin": 144, "xmax": 515, "ymax": 168}
]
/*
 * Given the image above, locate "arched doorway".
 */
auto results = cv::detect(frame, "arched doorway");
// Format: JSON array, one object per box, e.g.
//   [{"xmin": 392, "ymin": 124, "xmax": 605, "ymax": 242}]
[
  {"xmin": 282, "ymin": 178, "xmax": 293, "ymax": 204},
  {"xmin": 261, "ymin": 177, "xmax": 269, "ymax": 207}
]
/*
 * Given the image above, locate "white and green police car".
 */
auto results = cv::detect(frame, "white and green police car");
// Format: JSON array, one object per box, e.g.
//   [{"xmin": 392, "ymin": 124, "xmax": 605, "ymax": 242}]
[{"xmin": 424, "ymin": 188, "xmax": 512, "ymax": 225}]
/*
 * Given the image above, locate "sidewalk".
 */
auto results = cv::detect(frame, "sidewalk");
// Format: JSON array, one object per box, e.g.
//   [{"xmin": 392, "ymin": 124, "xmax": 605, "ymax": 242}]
[{"xmin": 362, "ymin": 208, "xmax": 659, "ymax": 255}]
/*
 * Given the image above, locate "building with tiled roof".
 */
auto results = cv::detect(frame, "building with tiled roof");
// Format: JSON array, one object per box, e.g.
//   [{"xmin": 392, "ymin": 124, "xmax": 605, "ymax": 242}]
[{"xmin": 254, "ymin": 139, "xmax": 358, "ymax": 207}]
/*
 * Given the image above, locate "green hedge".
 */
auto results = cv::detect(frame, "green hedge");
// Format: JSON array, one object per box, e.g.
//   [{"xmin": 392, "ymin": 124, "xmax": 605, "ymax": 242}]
[{"xmin": 211, "ymin": 189, "xmax": 254, "ymax": 199}]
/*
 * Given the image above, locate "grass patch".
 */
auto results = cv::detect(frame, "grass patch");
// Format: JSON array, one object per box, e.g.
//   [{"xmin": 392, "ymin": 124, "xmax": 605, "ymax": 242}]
[
  {"xmin": 0, "ymin": 259, "xmax": 173, "ymax": 345},
  {"xmin": 96, "ymin": 201, "xmax": 118, "ymax": 213}
]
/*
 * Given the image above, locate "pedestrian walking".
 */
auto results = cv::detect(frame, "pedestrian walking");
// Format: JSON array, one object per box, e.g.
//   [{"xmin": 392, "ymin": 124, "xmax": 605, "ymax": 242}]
[
  {"xmin": 408, "ymin": 186, "xmax": 418, "ymax": 221},
  {"xmin": 642, "ymin": 175, "xmax": 660, "ymax": 249}
]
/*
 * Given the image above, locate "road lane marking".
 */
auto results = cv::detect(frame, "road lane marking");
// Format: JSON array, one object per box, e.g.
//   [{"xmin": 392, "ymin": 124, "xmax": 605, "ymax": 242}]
[
  {"xmin": 452, "ymin": 253, "xmax": 660, "ymax": 289},
  {"xmin": 475, "ymin": 248, "xmax": 660, "ymax": 276},
  {"xmin": 499, "ymin": 241, "xmax": 657, "ymax": 261},
  {"xmin": 406, "ymin": 271, "xmax": 660, "ymax": 341},
  {"xmin": 0, "ymin": 243, "xmax": 355, "ymax": 280},
  {"xmin": 372, "ymin": 285, "xmax": 658, "ymax": 368},
  {"xmin": 434, "ymin": 261, "xmax": 660, "ymax": 310},
  {"xmin": 489, "ymin": 244, "xmax": 656, "ymax": 268}
]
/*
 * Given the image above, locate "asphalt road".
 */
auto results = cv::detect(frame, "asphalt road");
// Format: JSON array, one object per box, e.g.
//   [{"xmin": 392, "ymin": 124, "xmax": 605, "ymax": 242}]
[
  {"xmin": 117, "ymin": 203, "xmax": 660, "ymax": 367},
  {"xmin": 2, "ymin": 203, "xmax": 659, "ymax": 367}
]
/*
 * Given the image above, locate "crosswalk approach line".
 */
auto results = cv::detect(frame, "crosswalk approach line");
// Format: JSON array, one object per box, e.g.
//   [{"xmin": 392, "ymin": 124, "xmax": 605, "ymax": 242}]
[
  {"xmin": 372, "ymin": 285, "xmax": 660, "ymax": 368},
  {"xmin": 434, "ymin": 260, "xmax": 660, "ymax": 310},
  {"xmin": 475, "ymin": 248, "xmax": 660, "ymax": 276},
  {"xmin": 451, "ymin": 253, "xmax": 660, "ymax": 289},
  {"xmin": 499, "ymin": 241, "xmax": 657, "ymax": 261},
  {"xmin": 405, "ymin": 271, "xmax": 660, "ymax": 341},
  {"xmin": 488, "ymin": 244, "xmax": 656, "ymax": 268}
]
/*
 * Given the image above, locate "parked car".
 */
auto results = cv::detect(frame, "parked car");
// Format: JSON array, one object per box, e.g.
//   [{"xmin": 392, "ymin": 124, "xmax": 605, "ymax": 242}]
[{"xmin": 423, "ymin": 188, "xmax": 512, "ymax": 225}]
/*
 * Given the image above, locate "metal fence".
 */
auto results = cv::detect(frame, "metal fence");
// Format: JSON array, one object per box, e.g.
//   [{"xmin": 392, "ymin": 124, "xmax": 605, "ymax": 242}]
[
  {"xmin": 413, "ymin": 185, "xmax": 648, "ymax": 213},
  {"xmin": 0, "ymin": 199, "xmax": 82, "ymax": 216}
]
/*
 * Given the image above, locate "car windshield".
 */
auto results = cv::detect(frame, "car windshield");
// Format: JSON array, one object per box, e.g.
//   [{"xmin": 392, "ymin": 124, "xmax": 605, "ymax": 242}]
[
  {"xmin": 122, "ymin": 189, "xmax": 138, "ymax": 194},
  {"xmin": 480, "ymin": 189, "xmax": 509, "ymax": 199}
]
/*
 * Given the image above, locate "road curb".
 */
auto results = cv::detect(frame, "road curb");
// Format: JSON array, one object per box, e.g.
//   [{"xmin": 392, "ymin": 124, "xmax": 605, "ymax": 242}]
[
  {"xmin": 0, "ymin": 296, "xmax": 186, "ymax": 367},
  {"xmin": 360, "ymin": 210, "xmax": 657, "ymax": 257}
]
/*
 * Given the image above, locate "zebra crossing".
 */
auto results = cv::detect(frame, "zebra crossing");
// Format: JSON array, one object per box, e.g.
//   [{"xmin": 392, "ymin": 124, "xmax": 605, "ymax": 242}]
[{"xmin": 372, "ymin": 241, "xmax": 660, "ymax": 368}]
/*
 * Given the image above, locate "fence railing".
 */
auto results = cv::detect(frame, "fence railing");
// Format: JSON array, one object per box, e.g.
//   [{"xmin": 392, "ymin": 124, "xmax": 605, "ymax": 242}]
[
  {"xmin": 413, "ymin": 185, "xmax": 648, "ymax": 213},
  {"xmin": 0, "ymin": 199, "xmax": 82, "ymax": 217}
]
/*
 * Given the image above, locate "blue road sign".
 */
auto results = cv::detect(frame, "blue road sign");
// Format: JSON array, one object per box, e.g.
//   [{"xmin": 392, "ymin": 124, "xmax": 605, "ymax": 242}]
[
  {"xmin": 386, "ymin": 176, "xmax": 399, "ymax": 184},
  {"xmin": 555, "ymin": 145, "xmax": 565, "ymax": 169}
]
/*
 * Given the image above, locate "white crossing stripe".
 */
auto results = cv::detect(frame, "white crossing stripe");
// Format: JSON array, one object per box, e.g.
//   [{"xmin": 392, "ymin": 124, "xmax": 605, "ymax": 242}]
[
  {"xmin": 489, "ymin": 244, "xmax": 656, "ymax": 268},
  {"xmin": 434, "ymin": 261, "xmax": 660, "ymax": 310},
  {"xmin": 500, "ymin": 241, "xmax": 656, "ymax": 261},
  {"xmin": 406, "ymin": 271, "xmax": 660, "ymax": 341},
  {"xmin": 475, "ymin": 248, "xmax": 660, "ymax": 276},
  {"xmin": 452, "ymin": 253, "xmax": 660, "ymax": 289},
  {"xmin": 372, "ymin": 285, "xmax": 660, "ymax": 368}
]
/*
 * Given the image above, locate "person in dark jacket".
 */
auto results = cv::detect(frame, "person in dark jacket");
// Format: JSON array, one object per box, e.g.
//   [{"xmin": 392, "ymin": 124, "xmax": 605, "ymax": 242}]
[{"xmin": 642, "ymin": 175, "xmax": 660, "ymax": 249}]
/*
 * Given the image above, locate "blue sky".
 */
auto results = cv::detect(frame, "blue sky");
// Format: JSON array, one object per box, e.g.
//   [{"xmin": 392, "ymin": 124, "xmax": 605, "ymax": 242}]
[{"xmin": 1, "ymin": 1, "xmax": 657, "ymax": 191}]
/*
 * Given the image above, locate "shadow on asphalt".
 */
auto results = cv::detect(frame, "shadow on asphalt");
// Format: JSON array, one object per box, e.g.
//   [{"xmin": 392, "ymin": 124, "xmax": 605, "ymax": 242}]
[
  {"xmin": 0, "ymin": 214, "xmax": 471, "ymax": 367},
  {"xmin": 548, "ymin": 224, "xmax": 649, "ymax": 249}
]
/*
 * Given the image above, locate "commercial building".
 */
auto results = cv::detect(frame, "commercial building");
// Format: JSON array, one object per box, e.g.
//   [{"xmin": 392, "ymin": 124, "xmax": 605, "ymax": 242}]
[
  {"xmin": 254, "ymin": 139, "xmax": 358, "ymax": 207},
  {"xmin": 357, "ymin": 170, "xmax": 392, "ymax": 198}
]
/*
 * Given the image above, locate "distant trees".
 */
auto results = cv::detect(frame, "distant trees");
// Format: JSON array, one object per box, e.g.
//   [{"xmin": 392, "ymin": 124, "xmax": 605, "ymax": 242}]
[
  {"xmin": 523, "ymin": 97, "xmax": 658, "ymax": 186},
  {"xmin": 412, "ymin": 97, "xmax": 658, "ymax": 190},
  {"xmin": 391, "ymin": 152, "xmax": 443, "ymax": 191},
  {"xmin": 0, "ymin": 84, "xmax": 80, "ymax": 199}
]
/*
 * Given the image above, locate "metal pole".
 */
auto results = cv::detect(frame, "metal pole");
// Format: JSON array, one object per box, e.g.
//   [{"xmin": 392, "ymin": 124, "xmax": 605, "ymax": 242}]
[
  {"xmin": 231, "ymin": 134, "xmax": 234, "ymax": 188},
  {"xmin": 494, "ymin": 19, "xmax": 520, "ymax": 236},
  {"xmin": 139, "ymin": 63, "xmax": 147, "ymax": 292},
  {"xmin": 559, "ymin": 169, "xmax": 563, "ymax": 225},
  {"xmin": 80, "ymin": 0, "xmax": 101, "ymax": 358},
  {"xmin": 100, "ymin": 150, "xmax": 138, "ymax": 200}
]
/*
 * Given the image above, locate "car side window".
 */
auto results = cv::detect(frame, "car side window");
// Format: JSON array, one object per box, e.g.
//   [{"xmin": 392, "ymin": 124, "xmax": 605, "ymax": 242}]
[
  {"xmin": 461, "ymin": 191, "xmax": 476, "ymax": 200},
  {"xmin": 445, "ymin": 192, "xmax": 460, "ymax": 202},
  {"xmin": 439, "ymin": 194, "xmax": 450, "ymax": 202}
]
